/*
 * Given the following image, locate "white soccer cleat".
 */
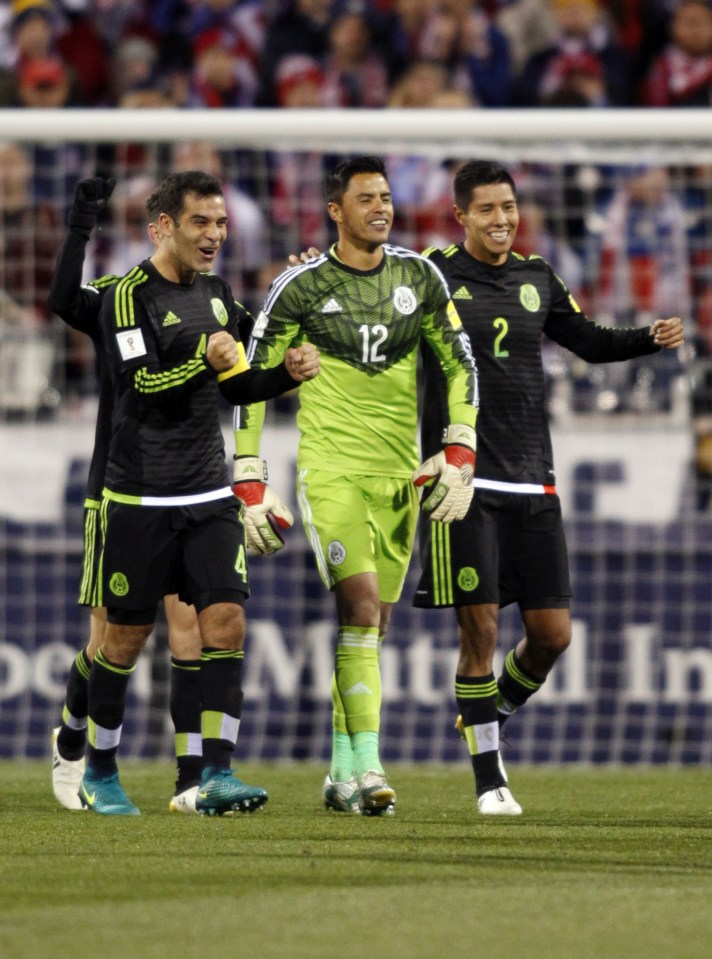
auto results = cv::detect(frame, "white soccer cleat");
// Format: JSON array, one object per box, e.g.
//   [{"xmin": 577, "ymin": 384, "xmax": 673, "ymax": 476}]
[
  {"xmin": 51, "ymin": 726, "xmax": 86, "ymax": 811},
  {"xmin": 168, "ymin": 784, "xmax": 200, "ymax": 814},
  {"xmin": 323, "ymin": 774, "xmax": 361, "ymax": 814},
  {"xmin": 359, "ymin": 770, "xmax": 396, "ymax": 816},
  {"xmin": 477, "ymin": 785, "xmax": 522, "ymax": 816}
]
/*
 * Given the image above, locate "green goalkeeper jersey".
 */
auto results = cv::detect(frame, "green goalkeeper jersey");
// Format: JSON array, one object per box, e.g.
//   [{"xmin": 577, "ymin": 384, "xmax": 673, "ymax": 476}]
[{"xmin": 236, "ymin": 244, "xmax": 478, "ymax": 477}]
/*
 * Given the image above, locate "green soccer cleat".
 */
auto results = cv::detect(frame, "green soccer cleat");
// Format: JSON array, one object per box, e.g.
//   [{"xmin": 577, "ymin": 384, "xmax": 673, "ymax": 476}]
[
  {"xmin": 358, "ymin": 770, "xmax": 396, "ymax": 817},
  {"xmin": 323, "ymin": 774, "xmax": 361, "ymax": 814},
  {"xmin": 78, "ymin": 769, "xmax": 140, "ymax": 816},
  {"xmin": 195, "ymin": 766, "xmax": 268, "ymax": 817}
]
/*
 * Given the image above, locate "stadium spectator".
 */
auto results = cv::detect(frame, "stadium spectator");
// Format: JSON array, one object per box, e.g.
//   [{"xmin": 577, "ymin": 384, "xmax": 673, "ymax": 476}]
[
  {"xmin": 3, "ymin": 0, "xmax": 79, "ymax": 106},
  {"xmin": 257, "ymin": 0, "xmax": 334, "ymax": 106},
  {"xmin": 321, "ymin": 7, "xmax": 390, "ymax": 107},
  {"xmin": 386, "ymin": 57, "xmax": 450, "ymax": 106},
  {"xmin": 639, "ymin": 0, "xmax": 712, "ymax": 107},
  {"xmin": 496, "ymin": 0, "xmax": 559, "ymax": 75},
  {"xmin": 586, "ymin": 165, "xmax": 690, "ymax": 411},
  {"xmin": 54, "ymin": 2, "xmax": 111, "ymax": 105},
  {"xmin": 513, "ymin": 0, "xmax": 633, "ymax": 106},
  {"xmin": 189, "ymin": 28, "xmax": 259, "ymax": 107},
  {"xmin": 422, "ymin": 0, "xmax": 512, "ymax": 106},
  {"xmin": 375, "ymin": 0, "xmax": 442, "ymax": 84}
]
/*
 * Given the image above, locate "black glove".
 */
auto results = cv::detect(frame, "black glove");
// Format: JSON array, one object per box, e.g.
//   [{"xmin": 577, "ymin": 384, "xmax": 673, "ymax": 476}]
[{"xmin": 67, "ymin": 176, "xmax": 117, "ymax": 236}]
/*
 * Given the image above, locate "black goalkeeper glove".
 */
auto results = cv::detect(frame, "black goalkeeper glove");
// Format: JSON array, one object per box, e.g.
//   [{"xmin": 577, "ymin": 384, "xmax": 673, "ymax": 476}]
[{"xmin": 67, "ymin": 176, "xmax": 117, "ymax": 237}]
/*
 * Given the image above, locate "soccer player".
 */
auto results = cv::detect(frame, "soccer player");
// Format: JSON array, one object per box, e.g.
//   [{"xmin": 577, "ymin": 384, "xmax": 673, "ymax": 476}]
[
  {"xmin": 414, "ymin": 159, "xmax": 685, "ymax": 815},
  {"xmin": 233, "ymin": 156, "xmax": 478, "ymax": 815},
  {"xmin": 49, "ymin": 176, "xmax": 216, "ymax": 815},
  {"xmin": 79, "ymin": 170, "xmax": 319, "ymax": 815}
]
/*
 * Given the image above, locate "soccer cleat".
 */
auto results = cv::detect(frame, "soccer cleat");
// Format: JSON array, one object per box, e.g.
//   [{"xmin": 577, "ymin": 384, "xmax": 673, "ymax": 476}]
[
  {"xmin": 78, "ymin": 768, "xmax": 140, "ymax": 816},
  {"xmin": 51, "ymin": 726, "xmax": 86, "ymax": 811},
  {"xmin": 323, "ymin": 774, "xmax": 361, "ymax": 814},
  {"xmin": 168, "ymin": 784, "xmax": 200, "ymax": 814},
  {"xmin": 195, "ymin": 766, "xmax": 268, "ymax": 817},
  {"xmin": 477, "ymin": 785, "xmax": 522, "ymax": 816},
  {"xmin": 358, "ymin": 770, "xmax": 396, "ymax": 816}
]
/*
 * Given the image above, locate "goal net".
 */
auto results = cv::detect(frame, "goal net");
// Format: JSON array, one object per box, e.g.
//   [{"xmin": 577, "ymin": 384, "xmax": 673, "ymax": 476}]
[{"xmin": 1, "ymin": 108, "xmax": 711, "ymax": 768}]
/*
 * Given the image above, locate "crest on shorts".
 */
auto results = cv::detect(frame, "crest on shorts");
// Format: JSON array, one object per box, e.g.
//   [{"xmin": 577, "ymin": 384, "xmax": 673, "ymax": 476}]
[
  {"xmin": 328, "ymin": 540, "xmax": 346, "ymax": 566},
  {"xmin": 109, "ymin": 572, "xmax": 129, "ymax": 597},
  {"xmin": 519, "ymin": 284, "xmax": 540, "ymax": 313},
  {"xmin": 393, "ymin": 286, "xmax": 417, "ymax": 315},
  {"xmin": 211, "ymin": 298, "xmax": 229, "ymax": 326},
  {"xmin": 457, "ymin": 566, "xmax": 479, "ymax": 592}
]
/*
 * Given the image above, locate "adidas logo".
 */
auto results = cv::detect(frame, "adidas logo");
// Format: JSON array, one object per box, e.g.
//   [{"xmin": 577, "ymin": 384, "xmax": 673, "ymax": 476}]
[
  {"xmin": 344, "ymin": 681, "xmax": 373, "ymax": 696},
  {"xmin": 162, "ymin": 311, "xmax": 181, "ymax": 327},
  {"xmin": 452, "ymin": 286, "xmax": 473, "ymax": 300},
  {"xmin": 321, "ymin": 298, "xmax": 342, "ymax": 313}
]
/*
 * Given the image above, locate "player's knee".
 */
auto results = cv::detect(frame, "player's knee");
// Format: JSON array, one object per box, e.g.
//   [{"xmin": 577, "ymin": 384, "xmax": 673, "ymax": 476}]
[{"xmin": 198, "ymin": 601, "xmax": 246, "ymax": 649}]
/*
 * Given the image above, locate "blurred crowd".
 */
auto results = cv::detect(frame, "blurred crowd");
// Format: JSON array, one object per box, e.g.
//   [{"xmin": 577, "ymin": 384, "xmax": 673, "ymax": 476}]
[
  {"xmin": 3, "ymin": 0, "xmax": 712, "ymax": 500},
  {"xmin": 1, "ymin": 0, "xmax": 712, "ymax": 111}
]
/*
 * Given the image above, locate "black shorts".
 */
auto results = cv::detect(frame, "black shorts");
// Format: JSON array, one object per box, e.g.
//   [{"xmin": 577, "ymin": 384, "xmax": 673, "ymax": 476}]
[
  {"xmin": 413, "ymin": 490, "xmax": 571, "ymax": 610},
  {"xmin": 99, "ymin": 496, "xmax": 249, "ymax": 622}
]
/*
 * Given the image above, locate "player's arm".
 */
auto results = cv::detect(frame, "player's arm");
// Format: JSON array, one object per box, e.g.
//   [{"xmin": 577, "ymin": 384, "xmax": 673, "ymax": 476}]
[
  {"xmin": 233, "ymin": 280, "xmax": 304, "ymax": 554},
  {"xmin": 413, "ymin": 262, "xmax": 479, "ymax": 523},
  {"xmin": 216, "ymin": 336, "xmax": 319, "ymax": 404},
  {"xmin": 544, "ymin": 266, "xmax": 685, "ymax": 360},
  {"xmin": 50, "ymin": 177, "xmax": 116, "ymax": 333}
]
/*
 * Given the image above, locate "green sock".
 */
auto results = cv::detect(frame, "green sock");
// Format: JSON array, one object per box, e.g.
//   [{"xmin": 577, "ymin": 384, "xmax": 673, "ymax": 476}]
[
  {"xmin": 330, "ymin": 672, "xmax": 356, "ymax": 781},
  {"xmin": 352, "ymin": 731, "xmax": 383, "ymax": 777}
]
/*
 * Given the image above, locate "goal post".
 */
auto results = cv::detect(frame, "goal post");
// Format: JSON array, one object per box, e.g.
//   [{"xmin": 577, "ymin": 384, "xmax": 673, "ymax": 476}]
[{"xmin": 1, "ymin": 108, "xmax": 711, "ymax": 766}]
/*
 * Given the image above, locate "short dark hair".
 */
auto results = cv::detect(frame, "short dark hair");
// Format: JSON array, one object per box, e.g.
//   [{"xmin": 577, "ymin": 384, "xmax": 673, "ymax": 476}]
[
  {"xmin": 147, "ymin": 170, "xmax": 223, "ymax": 223},
  {"xmin": 454, "ymin": 160, "xmax": 516, "ymax": 211},
  {"xmin": 324, "ymin": 155, "xmax": 388, "ymax": 205}
]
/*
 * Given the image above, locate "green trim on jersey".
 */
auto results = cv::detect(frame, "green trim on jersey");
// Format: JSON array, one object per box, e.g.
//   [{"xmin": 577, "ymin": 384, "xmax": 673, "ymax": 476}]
[
  {"xmin": 112, "ymin": 266, "xmax": 150, "ymax": 330},
  {"xmin": 133, "ymin": 357, "xmax": 208, "ymax": 395}
]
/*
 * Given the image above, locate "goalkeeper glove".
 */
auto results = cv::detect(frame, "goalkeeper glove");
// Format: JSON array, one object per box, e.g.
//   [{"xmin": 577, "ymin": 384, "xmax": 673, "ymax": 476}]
[
  {"xmin": 412, "ymin": 424, "xmax": 476, "ymax": 523},
  {"xmin": 67, "ymin": 176, "xmax": 117, "ymax": 237},
  {"xmin": 232, "ymin": 456, "xmax": 294, "ymax": 555}
]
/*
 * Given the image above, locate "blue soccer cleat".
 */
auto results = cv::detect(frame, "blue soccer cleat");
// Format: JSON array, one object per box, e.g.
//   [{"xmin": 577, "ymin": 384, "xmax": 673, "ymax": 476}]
[
  {"xmin": 78, "ymin": 768, "xmax": 140, "ymax": 816},
  {"xmin": 196, "ymin": 766, "xmax": 268, "ymax": 817}
]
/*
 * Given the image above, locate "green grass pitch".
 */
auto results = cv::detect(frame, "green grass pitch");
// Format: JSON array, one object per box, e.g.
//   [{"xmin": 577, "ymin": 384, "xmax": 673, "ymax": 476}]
[{"xmin": 1, "ymin": 760, "xmax": 710, "ymax": 959}]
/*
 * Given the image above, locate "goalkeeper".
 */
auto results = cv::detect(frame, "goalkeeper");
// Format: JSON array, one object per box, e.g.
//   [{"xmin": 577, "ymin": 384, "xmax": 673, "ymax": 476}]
[
  {"xmin": 233, "ymin": 156, "xmax": 478, "ymax": 816},
  {"xmin": 415, "ymin": 159, "xmax": 685, "ymax": 815}
]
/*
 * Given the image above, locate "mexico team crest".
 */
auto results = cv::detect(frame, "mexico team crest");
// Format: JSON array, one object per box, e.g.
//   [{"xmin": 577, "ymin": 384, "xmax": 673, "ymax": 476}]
[
  {"xmin": 393, "ymin": 286, "xmax": 417, "ymax": 315},
  {"xmin": 211, "ymin": 298, "xmax": 229, "ymax": 326},
  {"xmin": 519, "ymin": 284, "xmax": 541, "ymax": 313},
  {"xmin": 328, "ymin": 541, "xmax": 346, "ymax": 566}
]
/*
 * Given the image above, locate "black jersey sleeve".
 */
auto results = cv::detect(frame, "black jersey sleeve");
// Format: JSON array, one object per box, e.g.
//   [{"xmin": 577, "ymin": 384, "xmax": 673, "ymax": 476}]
[
  {"xmin": 48, "ymin": 228, "xmax": 101, "ymax": 336},
  {"xmin": 543, "ymin": 264, "xmax": 660, "ymax": 362},
  {"xmin": 217, "ymin": 362, "xmax": 297, "ymax": 405}
]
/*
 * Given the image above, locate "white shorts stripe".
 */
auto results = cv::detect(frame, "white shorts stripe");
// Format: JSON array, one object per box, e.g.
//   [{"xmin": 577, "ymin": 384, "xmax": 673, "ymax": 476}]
[{"xmin": 474, "ymin": 478, "xmax": 556, "ymax": 495}]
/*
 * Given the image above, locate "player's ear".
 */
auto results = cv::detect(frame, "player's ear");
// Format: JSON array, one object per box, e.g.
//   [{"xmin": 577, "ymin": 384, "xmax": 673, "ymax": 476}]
[{"xmin": 326, "ymin": 201, "xmax": 341, "ymax": 224}]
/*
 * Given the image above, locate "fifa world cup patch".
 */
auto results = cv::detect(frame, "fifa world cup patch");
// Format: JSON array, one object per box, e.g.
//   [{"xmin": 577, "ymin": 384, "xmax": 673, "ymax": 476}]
[{"xmin": 115, "ymin": 328, "xmax": 147, "ymax": 361}]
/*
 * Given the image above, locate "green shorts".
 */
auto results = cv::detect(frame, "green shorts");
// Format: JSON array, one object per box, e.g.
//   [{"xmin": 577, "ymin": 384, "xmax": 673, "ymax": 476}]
[{"xmin": 296, "ymin": 469, "xmax": 419, "ymax": 603}]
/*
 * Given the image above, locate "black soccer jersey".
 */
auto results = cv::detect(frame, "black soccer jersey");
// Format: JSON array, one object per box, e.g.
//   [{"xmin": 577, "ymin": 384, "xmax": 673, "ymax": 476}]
[
  {"xmin": 421, "ymin": 245, "xmax": 660, "ymax": 488},
  {"xmin": 100, "ymin": 259, "xmax": 255, "ymax": 498}
]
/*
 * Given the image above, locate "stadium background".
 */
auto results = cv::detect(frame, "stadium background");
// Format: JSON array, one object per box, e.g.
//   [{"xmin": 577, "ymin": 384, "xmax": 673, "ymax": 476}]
[{"xmin": 1, "ymin": 107, "xmax": 712, "ymax": 767}]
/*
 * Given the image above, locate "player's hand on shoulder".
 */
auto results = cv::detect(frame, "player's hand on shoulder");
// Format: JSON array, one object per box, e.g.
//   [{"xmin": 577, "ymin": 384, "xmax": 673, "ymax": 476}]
[
  {"xmin": 287, "ymin": 247, "xmax": 321, "ymax": 267},
  {"xmin": 651, "ymin": 317, "xmax": 684, "ymax": 349},
  {"xmin": 206, "ymin": 331, "xmax": 239, "ymax": 372},
  {"xmin": 285, "ymin": 343, "xmax": 320, "ymax": 381}
]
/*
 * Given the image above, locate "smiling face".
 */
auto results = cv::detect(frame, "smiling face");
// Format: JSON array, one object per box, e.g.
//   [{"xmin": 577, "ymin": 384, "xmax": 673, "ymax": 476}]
[
  {"xmin": 154, "ymin": 191, "xmax": 227, "ymax": 282},
  {"xmin": 455, "ymin": 180, "xmax": 519, "ymax": 265},
  {"xmin": 328, "ymin": 171, "xmax": 393, "ymax": 254}
]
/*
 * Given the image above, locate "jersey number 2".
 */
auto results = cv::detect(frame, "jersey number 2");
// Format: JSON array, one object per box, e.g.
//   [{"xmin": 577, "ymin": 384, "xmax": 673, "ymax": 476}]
[{"xmin": 493, "ymin": 317, "xmax": 509, "ymax": 357}]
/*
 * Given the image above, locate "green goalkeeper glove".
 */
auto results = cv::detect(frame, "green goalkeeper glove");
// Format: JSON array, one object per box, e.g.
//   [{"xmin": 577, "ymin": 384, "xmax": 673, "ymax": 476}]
[
  {"xmin": 412, "ymin": 424, "xmax": 476, "ymax": 523},
  {"xmin": 232, "ymin": 456, "xmax": 294, "ymax": 554}
]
